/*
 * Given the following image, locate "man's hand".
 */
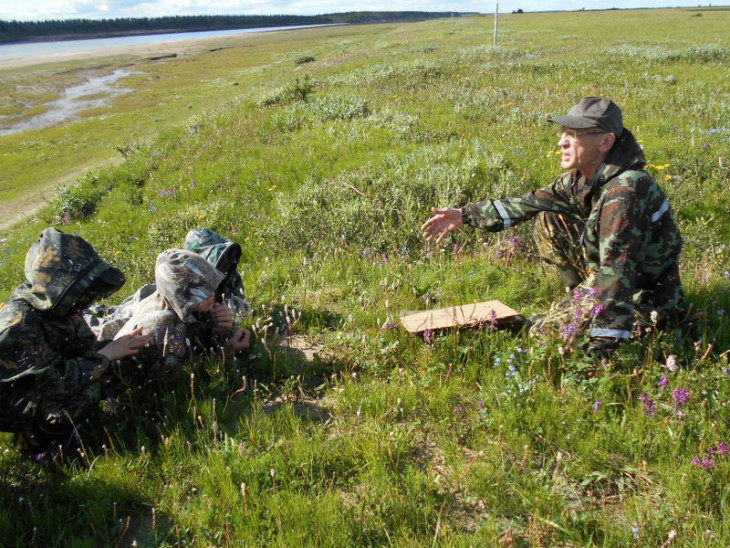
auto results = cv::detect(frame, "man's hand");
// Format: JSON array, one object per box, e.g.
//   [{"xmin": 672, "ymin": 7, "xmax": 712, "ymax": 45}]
[
  {"xmin": 227, "ymin": 328, "xmax": 251, "ymax": 353},
  {"xmin": 211, "ymin": 303, "xmax": 234, "ymax": 333},
  {"xmin": 100, "ymin": 327, "xmax": 152, "ymax": 360},
  {"xmin": 421, "ymin": 207, "xmax": 463, "ymax": 246}
]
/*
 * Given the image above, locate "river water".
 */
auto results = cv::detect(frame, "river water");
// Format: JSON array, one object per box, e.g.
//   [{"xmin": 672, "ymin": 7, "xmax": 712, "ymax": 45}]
[
  {"xmin": 0, "ymin": 23, "xmax": 337, "ymax": 62},
  {"xmin": 0, "ymin": 23, "xmax": 337, "ymax": 136}
]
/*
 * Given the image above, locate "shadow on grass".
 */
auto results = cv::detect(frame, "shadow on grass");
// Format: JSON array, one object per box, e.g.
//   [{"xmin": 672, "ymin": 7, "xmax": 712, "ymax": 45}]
[{"xmin": 0, "ymin": 451, "xmax": 165, "ymax": 545}]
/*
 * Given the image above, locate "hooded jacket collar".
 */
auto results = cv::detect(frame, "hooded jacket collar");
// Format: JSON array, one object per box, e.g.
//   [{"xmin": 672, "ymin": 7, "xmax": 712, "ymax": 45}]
[
  {"xmin": 590, "ymin": 128, "xmax": 646, "ymax": 187},
  {"xmin": 183, "ymin": 228, "xmax": 242, "ymax": 276},
  {"xmin": 16, "ymin": 228, "xmax": 124, "ymax": 317}
]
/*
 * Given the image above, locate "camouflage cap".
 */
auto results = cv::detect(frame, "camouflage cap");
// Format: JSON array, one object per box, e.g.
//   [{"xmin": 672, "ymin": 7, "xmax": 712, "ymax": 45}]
[{"xmin": 548, "ymin": 97, "xmax": 624, "ymax": 136}]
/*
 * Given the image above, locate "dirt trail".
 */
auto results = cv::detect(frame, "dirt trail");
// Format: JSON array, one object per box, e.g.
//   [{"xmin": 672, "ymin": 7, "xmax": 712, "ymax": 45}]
[{"xmin": 0, "ymin": 156, "xmax": 119, "ymax": 231}]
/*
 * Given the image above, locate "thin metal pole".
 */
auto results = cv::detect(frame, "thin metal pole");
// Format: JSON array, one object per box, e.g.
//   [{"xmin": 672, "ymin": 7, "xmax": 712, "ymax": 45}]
[{"xmin": 493, "ymin": 3, "xmax": 499, "ymax": 45}]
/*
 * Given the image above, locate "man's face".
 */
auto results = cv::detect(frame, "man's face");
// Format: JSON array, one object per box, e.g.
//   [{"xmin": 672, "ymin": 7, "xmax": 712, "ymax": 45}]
[{"xmin": 557, "ymin": 127, "xmax": 610, "ymax": 173}]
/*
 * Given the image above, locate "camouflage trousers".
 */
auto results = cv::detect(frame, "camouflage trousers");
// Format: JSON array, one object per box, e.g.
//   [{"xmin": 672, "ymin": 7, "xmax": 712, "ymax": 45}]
[
  {"xmin": 527, "ymin": 212, "xmax": 678, "ymax": 339},
  {"xmin": 0, "ymin": 359, "xmax": 135, "ymax": 451}
]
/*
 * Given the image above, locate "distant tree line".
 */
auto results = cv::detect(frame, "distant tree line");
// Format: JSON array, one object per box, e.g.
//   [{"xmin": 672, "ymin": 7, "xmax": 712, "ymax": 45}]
[{"xmin": 0, "ymin": 12, "xmax": 461, "ymax": 43}]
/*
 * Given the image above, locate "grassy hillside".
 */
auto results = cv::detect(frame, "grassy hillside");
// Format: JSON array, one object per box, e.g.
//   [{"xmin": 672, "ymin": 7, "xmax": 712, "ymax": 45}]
[{"xmin": 1, "ymin": 8, "xmax": 730, "ymax": 545}]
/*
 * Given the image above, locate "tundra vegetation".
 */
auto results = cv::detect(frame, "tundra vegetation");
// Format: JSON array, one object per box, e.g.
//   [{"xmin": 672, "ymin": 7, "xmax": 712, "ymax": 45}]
[{"xmin": 0, "ymin": 8, "xmax": 729, "ymax": 545}]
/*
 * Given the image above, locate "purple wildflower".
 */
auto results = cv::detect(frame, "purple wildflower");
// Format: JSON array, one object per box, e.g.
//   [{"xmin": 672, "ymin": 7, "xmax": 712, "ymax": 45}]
[
  {"xmin": 61, "ymin": 211, "xmax": 70, "ymax": 225},
  {"xmin": 509, "ymin": 235, "xmax": 519, "ymax": 246},
  {"xmin": 591, "ymin": 399, "xmax": 602, "ymax": 412},
  {"xmin": 702, "ymin": 454, "xmax": 715, "ymax": 470},
  {"xmin": 639, "ymin": 392, "xmax": 656, "ymax": 416},
  {"xmin": 586, "ymin": 287, "xmax": 598, "ymax": 297},
  {"xmin": 487, "ymin": 309, "xmax": 498, "ymax": 331},
  {"xmin": 659, "ymin": 375, "xmax": 669, "ymax": 391},
  {"xmin": 477, "ymin": 400, "xmax": 485, "ymax": 409},
  {"xmin": 423, "ymin": 329, "xmax": 434, "ymax": 345},
  {"xmin": 559, "ymin": 321, "xmax": 579, "ymax": 341},
  {"xmin": 589, "ymin": 305, "xmax": 604, "ymax": 318},
  {"xmin": 672, "ymin": 388, "xmax": 690, "ymax": 407},
  {"xmin": 453, "ymin": 405, "xmax": 463, "ymax": 414},
  {"xmin": 717, "ymin": 442, "xmax": 728, "ymax": 455},
  {"xmin": 691, "ymin": 455, "xmax": 702, "ymax": 467},
  {"xmin": 631, "ymin": 521, "xmax": 641, "ymax": 540},
  {"xmin": 385, "ymin": 323, "xmax": 397, "ymax": 331}
]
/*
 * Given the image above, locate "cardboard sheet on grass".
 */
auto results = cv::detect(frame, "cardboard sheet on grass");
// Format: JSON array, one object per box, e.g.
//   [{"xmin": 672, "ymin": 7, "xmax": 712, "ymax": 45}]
[{"xmin": 400, "ymin": 300, "xmax": 520, "ymax": 334}]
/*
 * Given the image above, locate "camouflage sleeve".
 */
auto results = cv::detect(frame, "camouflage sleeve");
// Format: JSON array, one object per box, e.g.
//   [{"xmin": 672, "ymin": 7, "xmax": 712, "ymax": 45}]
[
  {"xmin": 588, "ymin": 182, "xmax": 647, "ymax": 340},
  {"xmin": 0, "ymin": 304, "xmax": 114, "ymax": 391},
  {"xmin": 186, "ymin": 318, "xmax": 228, "ymax": 354},
  {"xmin": 131, "ymin": 315, "xmax": 190, "ymax": 378},
  {"xmin": 461, "ymin": 175, "xmax": 578, "ymax": 232}
]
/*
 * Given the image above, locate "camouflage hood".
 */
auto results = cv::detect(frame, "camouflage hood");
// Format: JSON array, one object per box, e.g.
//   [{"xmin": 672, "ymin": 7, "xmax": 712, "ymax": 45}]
[
  {"xmin": 183, "ymin": 228, "xmax": 242, "ymax": 277},
  {"xmin": 593, "ymin": 128, "xmax": 646, "ymax": 186},
  {"xmin": 17, "ymin": 228, "xmax": 124, "ymax": 317},
  {"xmin": 114, "ymin": 249, "xmax": 224, "ymax": 340},
  {"xmin": 154, "ymin": 248, "xmax": 225, "ymax": 322}
]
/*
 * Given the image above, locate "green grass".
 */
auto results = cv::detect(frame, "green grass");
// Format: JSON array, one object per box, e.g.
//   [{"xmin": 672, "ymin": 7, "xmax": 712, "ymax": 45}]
[{"xmin": 1, "ymin": 8, "xmax": 730, "ymax": 545}]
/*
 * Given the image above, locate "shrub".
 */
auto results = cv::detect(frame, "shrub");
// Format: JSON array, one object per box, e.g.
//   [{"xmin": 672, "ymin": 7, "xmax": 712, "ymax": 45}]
[
  {"xmin": 49, "ymin": 172, "xmax": 114, "ymax": 222},
  {"xmin": 295, "ymin": 55, "xmax": 316, "ymax": 65},
  {"xmin": 258, "ymin": 76, "xmax": 315, "ymax": 107},
  {"xmin": 265, "ymin": 142, "xmax": 508, "ymax": 254}
]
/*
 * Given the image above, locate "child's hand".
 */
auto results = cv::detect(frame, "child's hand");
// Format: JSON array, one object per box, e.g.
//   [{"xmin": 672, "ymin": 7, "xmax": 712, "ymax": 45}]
[
  {"xmin": 100, "ymin": 327, "xmax": 152, "ymax": 360},
  {"xmin": 211, "ymin": 303, "xmax": 234, "ymax": 332},
  {"xmin": 227, "ymin": 328, "xmax": 250, "ymax": 353}
]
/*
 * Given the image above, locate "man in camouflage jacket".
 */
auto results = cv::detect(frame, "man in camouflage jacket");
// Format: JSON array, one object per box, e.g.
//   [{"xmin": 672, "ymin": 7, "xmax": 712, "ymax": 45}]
[
  {"xmin": 0, "ymin": 228, "xmax": 150, "ymax": 451},
  {"xmin": 421, "ymin": 97, "xmax": 683, "ymax": 354}
]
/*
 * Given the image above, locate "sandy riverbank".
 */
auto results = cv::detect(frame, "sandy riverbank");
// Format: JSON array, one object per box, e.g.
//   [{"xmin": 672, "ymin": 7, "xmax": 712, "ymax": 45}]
[{"xmin": 0, "ymin": 32, "xmax": 246, "ymax": 71}]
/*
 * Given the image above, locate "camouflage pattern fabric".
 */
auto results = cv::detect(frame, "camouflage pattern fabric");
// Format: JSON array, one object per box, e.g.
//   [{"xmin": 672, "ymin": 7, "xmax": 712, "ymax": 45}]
[
  {"xmin": 534, "ymin": 211, "xmax": 590, "ymax": 288},
  {"xmin": 0, "ymin": 228, "xmax": 132, "ymax": 448},
  {"xmin": 461, "ymin": 129, "xmax": 683, "ymax": 343},
  {"xmin": 85, "ymin": 229, "xmax": 249, "ymax": 340},
  {"xmin": 115, "ymin": 249, "xmax": 226, "ymax": 378},
  {"xmin": 183, "ymin": 228, "xmax": 250, "ymax": 317},
  {"xmin": 85, "ymin": 284, "xmax": 156, "ymax": 341}
]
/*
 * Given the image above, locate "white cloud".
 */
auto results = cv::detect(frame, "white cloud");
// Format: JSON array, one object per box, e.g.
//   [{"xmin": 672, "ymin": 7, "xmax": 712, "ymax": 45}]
[{"xmin": 0, "ymin": 0, "xmax": 719, "ymax": 22}]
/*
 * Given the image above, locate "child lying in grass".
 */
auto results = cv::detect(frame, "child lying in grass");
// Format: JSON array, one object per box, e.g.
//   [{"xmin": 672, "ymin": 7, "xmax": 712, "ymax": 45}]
[
  {"xmin": 86, "ymin": 228, "xmax": 250, "ymax": 340},
  {"xmin": 114, "ymin": 248, "xmax": 250, "ymax": 378}
]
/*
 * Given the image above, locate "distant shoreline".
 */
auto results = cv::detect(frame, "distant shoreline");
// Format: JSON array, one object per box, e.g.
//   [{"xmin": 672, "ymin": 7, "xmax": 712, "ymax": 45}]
[
  {"xmin": 0, "ymin": 24, "xmax": 326, "ymax": 70},
  {"xmin": 0, "ymin": 24, "xmax": 330, "ymax": 46}
]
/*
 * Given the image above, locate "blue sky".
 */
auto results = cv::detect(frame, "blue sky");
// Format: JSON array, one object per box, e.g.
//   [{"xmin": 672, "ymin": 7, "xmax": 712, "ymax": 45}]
[{"xmin": 0, "ymin": 0, "xmax": 724, "ymax": 22}]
